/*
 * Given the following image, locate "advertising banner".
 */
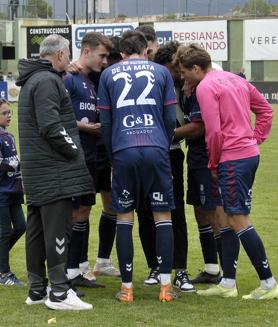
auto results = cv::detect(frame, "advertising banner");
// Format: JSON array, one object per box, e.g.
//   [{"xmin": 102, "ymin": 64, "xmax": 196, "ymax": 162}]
[
  {"xmin": 154, "ymin": 21, "xmax": 228, "ymax": 61},
  {"xmin": 26, "ymin": 26, "xmax": 72, "ymax": 59},
  {"xmin": 251, "ymin": 81, "xmax": 278, "ymax": 104},
  {"xmin": 244, "ymin": 19, "xmax": 278, "ymax": 61},
  {"xmin": 71, "ymin": 23, "xmax": 138, "ymax": 60}
]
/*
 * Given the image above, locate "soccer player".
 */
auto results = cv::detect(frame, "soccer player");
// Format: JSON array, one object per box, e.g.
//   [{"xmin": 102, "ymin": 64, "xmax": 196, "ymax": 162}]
[
  {"xmin": 135, "ymin": 25, "xmax": 159, "ymax": 61},
  {"xmin": 175, "ymin": 44, "xmax": 278, "ymax": 300},
  {"xmin": 174, "ymin": 76, "xmax": 225, "ymax": 284},
  {"xmin": 64, "ymin": 32, "xmax": 112, "ymax": 288},
  {"xmin": 98, "ymin": 30, "xmax": 177, "ymax": 302},
  {"xmin": 91, "ymin": 36, "xmax": 122, "ymax": 278},
  {"xmin": 134, "ymin": 25, "xmax": 161, "ymax": 286},
  {"xmin": 153, "ymin": 41, "xmax": 195, "ymax": 292}
]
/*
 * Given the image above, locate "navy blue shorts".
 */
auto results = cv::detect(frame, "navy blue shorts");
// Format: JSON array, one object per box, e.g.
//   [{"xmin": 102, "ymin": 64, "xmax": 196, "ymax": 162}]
[
  {"xmin": 111, "ymin": 147, "xmax": 175, "ymax": 213},
  {"xmin": 218, "ymin": 155, "xmax": 259, "ymax": 215},
  {"xmin": 72, "ymin": 161, "xmax": 96, "ymax": 209},
  {"xmin": 187, "ymin": 167, "xmax": 222, "ymax": 210}
]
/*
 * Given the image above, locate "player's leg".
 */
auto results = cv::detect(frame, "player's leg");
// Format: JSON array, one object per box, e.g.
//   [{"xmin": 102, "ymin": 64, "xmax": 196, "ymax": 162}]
[
  {"xmin": 90, "ymin": 151, "xmax": 119, "ymax": 277},
  {"xmin": 188, "ymin": 168, "xmax": 221, "ymax": 284},
  {"xmin": 170, "ymin": 148, "xmax": 195, "ymax": 292},
  {"xmin": 146, "ymin": 147, "xmax": 176, "ymax": 302},
  {"xmin": 93, "ymin": 191, "xmax": 120, "ymax": 276},
  {"xmin": 115, "ymin": 211, "xmax": 134, "ymax": 302},
  {"xmin": 223, "ymin": 156, "xmax": 278, "ymax": 300},
  {"xmin": 68, "ymin": 204, "xmax": 104, "ymax": 288},
  {"xmin": 137, "ymin": 199, "xmax": 159, "ymax": 286},
  {"xmin": 111, "ymin": 149, "xmax": 138, "ymax": 302}
]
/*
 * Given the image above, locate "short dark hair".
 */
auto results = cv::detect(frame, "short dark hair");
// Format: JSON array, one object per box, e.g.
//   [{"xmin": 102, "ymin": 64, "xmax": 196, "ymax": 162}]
[
  {"xmin": 174, "ymin": 43, "xmax": 211, "ymax": 70},
  {"xmin": 108, "ymin": 36, "xmax": 122, "ymax": 62},
  {"xmin": 81, "ymin": 32, "xmax": 113, "ymax": 53},
  {"xmin": 154, "ymin": 41, "xmax": 180, "ymax": 65},
  {"xmin": 119, "ymin": 30, "xmax": 148, "ymax": 56},
  {"xmin": 135, "ymin": 25, "xmax": 157, "ymax": 42}
]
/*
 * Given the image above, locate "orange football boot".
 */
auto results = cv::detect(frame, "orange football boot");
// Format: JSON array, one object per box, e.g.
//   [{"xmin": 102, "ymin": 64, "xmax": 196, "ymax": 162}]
[
  {"xmin": 159, "ymin": 283, "xmax": 177, "ymax": 302},
  {"xmin": 115, "ymin": 285, "xmax": 134, "ymax": 302}
]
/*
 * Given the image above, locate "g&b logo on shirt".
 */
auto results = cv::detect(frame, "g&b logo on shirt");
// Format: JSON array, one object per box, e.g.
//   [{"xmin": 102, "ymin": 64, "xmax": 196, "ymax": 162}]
[{"xmin": 122, "ymin": 114, "xmax": 154, "ymax": 128}]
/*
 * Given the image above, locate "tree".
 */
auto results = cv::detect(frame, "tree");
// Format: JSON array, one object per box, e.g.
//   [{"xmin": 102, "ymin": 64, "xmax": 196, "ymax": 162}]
[
  {"xmin": 26, "ymin": 0, "xmax": 53, "ymax": 18},
  {"xmin": 241, "ymin": 0, "xmax": 271, "ymax": 16}
]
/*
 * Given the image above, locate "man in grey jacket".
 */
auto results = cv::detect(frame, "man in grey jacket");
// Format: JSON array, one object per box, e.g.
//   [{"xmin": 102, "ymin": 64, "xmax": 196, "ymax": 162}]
[{"xmin": 17, "ymin": 35, "xmax": 93, "ymax": 310}]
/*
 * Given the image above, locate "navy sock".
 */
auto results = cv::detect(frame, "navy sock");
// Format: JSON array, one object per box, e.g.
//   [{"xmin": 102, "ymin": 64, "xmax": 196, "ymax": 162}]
[
  {"xmin": 199, "ymin": 225, "xmax": 218, "ymax": 264},
  {"xmin": 80, "ymin": 220, "xmax": 89, "ymax": 264},
  {"xmin": 220, "ymin": 227, "xmax": 240, "ymax": 279},
  {"xmin": 237, "ymin": 226, "xmax": 273, "ymax": 280},
  {"xmin": 116, "ymin": 221, "xmax": 133, "ymax": 283},
  {"xmin": 98, "ymin": 211, "xmax": 117, "ymax": 259},
  {"xmin": 67, "ymin": 222, "xmax": 87, "ymax": 269},
  {"xmin": 214, "ymin": 233, "xmax": 223, "ymax": 269},
  {"xmin": 155, "ymin": 220, "xmax": 173, "ymax": 274}
]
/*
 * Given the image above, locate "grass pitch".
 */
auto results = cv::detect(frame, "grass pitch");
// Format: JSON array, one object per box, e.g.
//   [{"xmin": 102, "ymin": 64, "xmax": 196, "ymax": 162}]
[{"xmin": 1, "ymin": 104, "xmax": 277, "ymax": 327}]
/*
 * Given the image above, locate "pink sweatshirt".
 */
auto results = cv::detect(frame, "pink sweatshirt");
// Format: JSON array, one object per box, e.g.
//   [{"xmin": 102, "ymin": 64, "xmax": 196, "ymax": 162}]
[{"xmin": 196, "ymin": 70, "xmax": 274, "ymax": 170}]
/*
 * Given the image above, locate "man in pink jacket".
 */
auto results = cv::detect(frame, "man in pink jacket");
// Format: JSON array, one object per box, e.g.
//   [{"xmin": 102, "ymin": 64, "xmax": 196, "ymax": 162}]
[{"xmin": 175, "ymin": 44, "xmax": 277, "ymax": 300}]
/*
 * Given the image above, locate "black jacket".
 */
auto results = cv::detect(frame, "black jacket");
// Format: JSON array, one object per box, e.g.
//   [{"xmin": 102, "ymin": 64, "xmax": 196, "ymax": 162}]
[{"xmin": 17, "ymin": 59, "xmax": 94, "ymax": 206}]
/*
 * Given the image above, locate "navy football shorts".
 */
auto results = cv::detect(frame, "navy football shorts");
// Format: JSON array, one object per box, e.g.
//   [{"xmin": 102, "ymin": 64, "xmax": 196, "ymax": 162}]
[
  {"xmin": 111, "ymin": 147, "xmax": 175, "ymax": 213},
  {"xmin": 186, "ymin": 167, "xmax": 222, "ymax": 210},
  {"xmin": 218, "ymin": 155, "xmax": 259, "ymax": 215},
  {"xmin": 72, "ymin": 161, "xmax": 96, "ymax": 209}
]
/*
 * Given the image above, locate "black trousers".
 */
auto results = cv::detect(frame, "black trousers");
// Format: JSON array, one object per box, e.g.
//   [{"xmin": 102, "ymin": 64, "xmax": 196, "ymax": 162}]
[
  {"xmin": 138, "ymin": 148, "xmax": 188, "ymax": 270},
  {"xmin": 26, "ymin": 199, "xmax": 72, "ymax": 293}
]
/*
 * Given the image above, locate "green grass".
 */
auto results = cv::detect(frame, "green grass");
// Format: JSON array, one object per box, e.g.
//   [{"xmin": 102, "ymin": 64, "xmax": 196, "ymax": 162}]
[{"xmin": 1, "ymin": 105, "xmax": 278, "ymax": 327}]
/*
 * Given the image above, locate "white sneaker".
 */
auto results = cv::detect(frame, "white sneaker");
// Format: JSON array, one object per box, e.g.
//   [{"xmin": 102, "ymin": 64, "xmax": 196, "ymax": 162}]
[
  {"xmin": 25, "ymin": 287, "xmax": 50, "ymax": 305},
  {"xmin": 82, "ymin": 269, "xmax": 97, "ymax": 281},
  {"xmin": 45, "ymin": 289, "xmax": 93, "ymax": 310},
  {"xmin": 93, "ymin": 259, "xmax": 121, "ymax": 277}
]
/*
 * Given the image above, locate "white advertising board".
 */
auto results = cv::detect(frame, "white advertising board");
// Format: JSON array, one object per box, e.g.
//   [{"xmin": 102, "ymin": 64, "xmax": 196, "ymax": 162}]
[
  {"xmin": 71, "ymin": 23, "xmax": 138, "ymax": 60},
  {"xmin": 244, "ymin": 19, "xmax": 278, "ymax": 61},
  {"xmin": 154, "ymin": 21, "xmax": 228, "ymax": 61}
]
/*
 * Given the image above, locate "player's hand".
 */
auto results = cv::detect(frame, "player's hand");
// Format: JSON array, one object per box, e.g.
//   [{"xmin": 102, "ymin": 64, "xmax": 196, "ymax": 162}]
[
  {"xmin": 89, "ymin": 123, "xmax": 101, "ymax": 136},
  {"xmin": 68, "ymin": 61, "xmax": 83, "ymax": 74}
]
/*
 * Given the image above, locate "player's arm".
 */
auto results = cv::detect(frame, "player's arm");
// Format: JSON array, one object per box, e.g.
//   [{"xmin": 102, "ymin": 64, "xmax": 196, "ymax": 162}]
[
  {"xmin": 98, "ymin": 73, "xmax": 112, "ymax": 160},
  {"xmin": 196, "ymin": 83, "xmax": 223, "ymax": 171},
  {"xmin": 163, "ymin": 103, "xmax": 176, "ymax": 144},
  {"xmin": 76, "ymin": 121, "xmax": 101, "ymax": 136},
  {"xmin": 163, "ymin": 69, "xmax": 178, "ymax": 144},
  {"xmin": 248, "ymin": 82, "xmax": 274, "ymax": 145},
  {"xmin": 33, "ymin": 78, "xmax": 78, "ymax": 160},
  {"xmin": 175, "ymin": 121, "xmax": 204, "ymax": 139}
]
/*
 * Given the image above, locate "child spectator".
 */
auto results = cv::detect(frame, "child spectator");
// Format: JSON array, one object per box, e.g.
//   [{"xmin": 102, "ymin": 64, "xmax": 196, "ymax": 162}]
[{"xmin": 0, "ymin": 98, "xmax": 26, "ymax": 285}]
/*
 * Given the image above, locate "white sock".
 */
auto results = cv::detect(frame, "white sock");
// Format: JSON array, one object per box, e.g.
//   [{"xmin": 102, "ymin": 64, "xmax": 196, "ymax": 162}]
[
  {"xmin": 122, "ymin": 282, "xmax": 132, "ymax": 288},
  {"xmin": 97, "ymin": 258, "xmax": 110, "ymax": 264},
  {"xmin": 67, "ymin": 268, "xmax": 80, "ymax": 280},
  {"xmin": 260, "ymin": 277, "xmax": 277, "ymax": 290},
  {"xmin": 219, "ymin": 278, "xmax": 236, "ymax": 289},
  {"xmin": 205, "ymin": 264, "xmax": 220, "ymax": 275},
  {"xmin": 79, "ymin": 261, "xmax": 89, "ymax": 273},
  {"xmin": 160, "ymin": 273, "xmax": 171, "ymax": 285}
]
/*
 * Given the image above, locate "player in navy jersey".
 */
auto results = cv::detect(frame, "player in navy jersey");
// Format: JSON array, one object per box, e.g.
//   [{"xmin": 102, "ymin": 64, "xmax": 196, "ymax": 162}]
[
  {"xmin": 64, "ymin": 32, "xmax": 112, "ymax": 290},
  {"xmin": 175, "ymin": 80, "xmax": 224, "ymax": 284},
  {"xmin": 0, "ymin": 98, "xmax": 26, "ymax": 286},
  {"xmin": 91, "ymin": 36, "xmax": 122, "ymax": 278},
  {"xmin": 98, "ymin": 30, "xmax": 177, "ymax": 302}
]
